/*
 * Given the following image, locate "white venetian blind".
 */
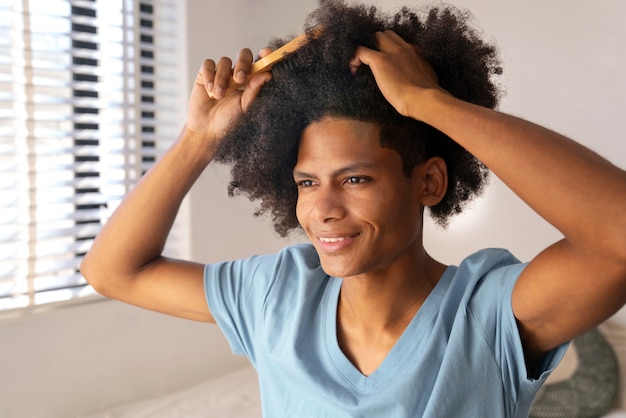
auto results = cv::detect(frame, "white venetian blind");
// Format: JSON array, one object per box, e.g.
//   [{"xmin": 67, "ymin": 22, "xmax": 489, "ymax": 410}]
[{"xmin": 0, "ymin": 0, "xmax": 183, "ymax": 312}]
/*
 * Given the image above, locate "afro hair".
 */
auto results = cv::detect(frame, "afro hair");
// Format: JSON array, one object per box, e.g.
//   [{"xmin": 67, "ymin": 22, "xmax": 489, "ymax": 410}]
[{"xmin": 213, "ymin": 0, "xmax": 503, "ymax": 237}]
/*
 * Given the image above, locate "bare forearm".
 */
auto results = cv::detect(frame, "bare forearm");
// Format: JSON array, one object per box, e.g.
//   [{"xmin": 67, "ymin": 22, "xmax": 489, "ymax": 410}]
[
  {"xmin": 82, "ymin": 127, "xmax": 213, "ymax": 282},
  {"xmin": 418, "ymin": 89, "xmax": 626, "ymax": 257}
]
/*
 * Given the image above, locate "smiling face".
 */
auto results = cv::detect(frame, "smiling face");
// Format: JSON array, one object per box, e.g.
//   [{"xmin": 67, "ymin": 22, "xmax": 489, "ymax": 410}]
[{"xmin": 294, "ymin": 117, "xmax": 430, "ymax": 279}]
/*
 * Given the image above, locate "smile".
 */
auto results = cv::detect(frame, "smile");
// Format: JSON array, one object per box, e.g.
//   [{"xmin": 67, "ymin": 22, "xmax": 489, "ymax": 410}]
[
  {"xmin": 315, "ymin": 233, "xmax": 359, "ymax": 252},
  {"xmin": 319, "ymin": 237, "xmax": 349, "ymax": 243}
]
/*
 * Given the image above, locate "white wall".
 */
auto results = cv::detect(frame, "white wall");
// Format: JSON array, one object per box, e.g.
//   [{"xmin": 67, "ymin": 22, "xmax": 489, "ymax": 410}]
[{"xmin": 1, "ymin": 1, "xmax": 624, "ymax": 417}]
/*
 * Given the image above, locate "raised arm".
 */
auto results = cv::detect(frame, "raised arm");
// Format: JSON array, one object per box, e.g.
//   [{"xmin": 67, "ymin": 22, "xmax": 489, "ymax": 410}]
[
  {"xmin": 352, "ymin": 31, "xmax": 626, "ymax": 359},
  {"xmin": 80, "ymin": 49, "xmax": 272, "ymax": 322}
]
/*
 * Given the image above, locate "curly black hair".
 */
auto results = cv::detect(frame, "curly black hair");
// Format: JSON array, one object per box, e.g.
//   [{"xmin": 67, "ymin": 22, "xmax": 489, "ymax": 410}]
[{"xmin": 213, "ymin": 0, "xmax": 503, "ymax": 237}]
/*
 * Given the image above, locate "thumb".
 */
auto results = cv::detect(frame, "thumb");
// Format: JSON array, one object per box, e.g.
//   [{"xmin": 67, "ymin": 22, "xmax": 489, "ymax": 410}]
[
  {"xmin": 350, "ymin": 45, "xmax": 377, "ymax": 74},
  {"xmin": 240, "ymin": 71, "xmax": 273, "ymax": 111}
]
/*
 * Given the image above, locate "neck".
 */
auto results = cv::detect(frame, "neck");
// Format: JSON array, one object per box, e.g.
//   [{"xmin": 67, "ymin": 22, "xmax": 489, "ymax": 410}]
[
  {"xmin": 338, "ymin": 249, "xmax": 446, "ymax": 331},
  {"xmin": 335, "ymin": 248, "xmax": 446, "ymax": 376}
]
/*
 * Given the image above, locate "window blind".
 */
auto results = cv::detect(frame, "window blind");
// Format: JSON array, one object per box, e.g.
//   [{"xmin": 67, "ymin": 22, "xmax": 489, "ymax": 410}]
[{"xmin": 0, "ymin": 0, "xmax": 184, "ymax": 312}]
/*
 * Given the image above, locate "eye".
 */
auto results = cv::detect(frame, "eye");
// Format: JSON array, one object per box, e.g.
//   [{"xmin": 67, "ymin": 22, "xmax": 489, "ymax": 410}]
[
  {"xmin": 344, "ymin": 176, "xmax": 369, "ymax": 185},
  {"xmin": 296, "ymin": 179, "xmax": 315, "ymax": 188}
]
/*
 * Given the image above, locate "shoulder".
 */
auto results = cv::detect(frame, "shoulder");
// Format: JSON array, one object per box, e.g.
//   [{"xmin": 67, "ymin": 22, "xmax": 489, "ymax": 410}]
[
  {"xmin": 204, "ymin": 243, "xmax": 320, "ymax": 275},
  {"xmin": 459, "ymin": 248, "xmax": 522, "ymax": 272},
  {"xmin": 275, "ymin": 243, "xmax": 322, "ymax": 269},
  {"xmin": 432, "ymin": 248, "xmax": 526, "ymax": 331},
  {"xmin": 444, "ymin": 248, "xmax": 527, "ymax": 329},
  {"xmin": 204, "ymin": 243, "xmax": 324, "ymax": 302},
  {"xmin": 454, "ymin": 248, "xmax": 526, "ymax": 292}
]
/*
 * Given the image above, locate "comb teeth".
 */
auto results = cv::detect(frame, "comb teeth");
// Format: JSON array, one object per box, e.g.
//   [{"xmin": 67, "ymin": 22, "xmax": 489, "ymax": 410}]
[{"xmin": 269, "ymin": 54, "xmax": 303, "ymax": 78}]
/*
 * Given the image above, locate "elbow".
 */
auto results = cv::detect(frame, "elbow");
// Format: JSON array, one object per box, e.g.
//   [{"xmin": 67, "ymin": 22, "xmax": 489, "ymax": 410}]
[
  {"xmin": 591, "ymin": 216, "xmax": 626, "ymax": 267},
  {"xmin": 80, "ymin": 254, "xmax": 103, "ymax": 295},
  {"xmin": 80, "ymin": 252, "xmax": 116, "ymax": 298},
  {"xmin": 610, "ymin": 220, "xmax": 626, "ymax": 267},
  {"xmin": 80, "ymin": 248, "xmax": 147, "ymax": 301},
  {"xmin": 604, "ymin": 227, "xmax": 626, "ymax": 297}
]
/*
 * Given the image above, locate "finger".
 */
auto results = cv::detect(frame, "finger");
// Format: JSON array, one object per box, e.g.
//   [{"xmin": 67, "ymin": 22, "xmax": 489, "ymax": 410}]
[
  {"xmin": 258, "ymin": 47, "xmax": 272, "ymax": 60},
  {"xmin": 379, "ymin": 30, "xmax": 423, "ymax": 58},
  {"xmin": 350, "ymin": 45, "xmax": 377, "ymax": 73},
  {"xmin": 213, "ymin": 56, "xmax": 233, "ymax": 99},
  {"xmin": 349, "ymin": 53, "xmax": 363, "ymax": 75},
  {"xmin": 381, "ymin": 30, "xmax": 406, "ymax": 45},
  {"xmin": 373, "ymin": 31, "xmax": 395, "ymax": 49},
  {"xmin": 383, "ymin": 30, "xmax": 424, "ymax": 56},
  {"xmin": 240, "ymin": 71, "xmax": 272, "ymax": 111},
  {"xmin": 374, "ymin": 31, "xmax": 407, "ymax": 54},
  {"xmin": 197, "ymin": 59, "xmax": 216, "ymax": 94},
  {"xmin": 233, "ymin": 48, "xmax": 253, "ymax": 84}
]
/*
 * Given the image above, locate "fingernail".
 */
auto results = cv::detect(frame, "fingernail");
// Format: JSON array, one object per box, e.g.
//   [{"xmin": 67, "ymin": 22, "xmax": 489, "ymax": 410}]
[
  {"xmin": 235, "ymin": 71, "xmax": 246, "ymax": 83},
  {"xmin": 214, "ymin": 86, "xmax": 224, "ymax": 98},
  {"xmin": 206, "ymin": 82, "xmax": 213, "ymax": 92}
]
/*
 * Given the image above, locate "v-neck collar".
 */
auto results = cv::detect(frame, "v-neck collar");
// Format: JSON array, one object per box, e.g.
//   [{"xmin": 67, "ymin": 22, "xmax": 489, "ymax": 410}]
[{"xmin": 323, "ymin": 266, "xmax": 456, "ymax": 393}]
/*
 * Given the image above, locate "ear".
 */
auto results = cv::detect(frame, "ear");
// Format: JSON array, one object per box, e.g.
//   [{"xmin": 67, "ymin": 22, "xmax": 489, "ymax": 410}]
[{"xmin": 416, "ymin": 157, "xmax": 447, "ymax": 207}]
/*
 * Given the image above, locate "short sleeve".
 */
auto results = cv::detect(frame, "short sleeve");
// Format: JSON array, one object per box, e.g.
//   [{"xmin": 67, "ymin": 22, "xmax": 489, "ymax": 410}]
[
  {"xmin": 204, "ymin": 254, "xmax": 277, "ymax": 361},
  {"xmin": 465, "ymin": 250, "xmax": 569, "ymax": 407},
  {"xmin": 204, "ymin": 244, "xmax": 324, "ymax": 364}
]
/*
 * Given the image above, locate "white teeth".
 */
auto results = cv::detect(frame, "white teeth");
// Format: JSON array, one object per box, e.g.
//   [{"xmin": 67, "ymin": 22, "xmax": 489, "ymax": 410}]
[{"xmin": 319, "ymin": 237, "xmax": 347, "ymax": 243}]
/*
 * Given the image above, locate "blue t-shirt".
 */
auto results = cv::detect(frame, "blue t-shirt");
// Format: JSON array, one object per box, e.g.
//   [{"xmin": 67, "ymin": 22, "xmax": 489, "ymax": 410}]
[{"xmin": 205, "ymin": 244, "xmax": 567, "ymax": 417}]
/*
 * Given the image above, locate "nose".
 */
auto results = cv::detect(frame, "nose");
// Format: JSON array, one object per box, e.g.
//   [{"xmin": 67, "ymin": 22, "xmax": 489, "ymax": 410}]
[{"xmin": 307, "ymin": 185, "xmax": 347, "ymax": 223}]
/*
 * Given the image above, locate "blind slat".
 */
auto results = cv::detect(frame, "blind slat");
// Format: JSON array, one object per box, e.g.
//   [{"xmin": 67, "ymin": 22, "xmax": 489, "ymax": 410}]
[{"xmin": 1, "ymin": 0, "xmax": 183, "ymax": 312}]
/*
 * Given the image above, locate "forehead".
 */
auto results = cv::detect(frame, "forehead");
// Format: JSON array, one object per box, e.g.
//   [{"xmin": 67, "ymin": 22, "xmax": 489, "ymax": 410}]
[
  {"xmin": 295, "ymin": 117, "xmax": 402, "ymax": 172},
  {"xmin": 300, "ymin": 117, "xmax": 379, "ymax": 152}
]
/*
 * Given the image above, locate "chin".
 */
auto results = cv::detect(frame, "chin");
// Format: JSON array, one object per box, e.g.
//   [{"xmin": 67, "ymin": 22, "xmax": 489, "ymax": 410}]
[{"xmin": 318, "ymin": 257, "xmax": 363, "ymax": 279}]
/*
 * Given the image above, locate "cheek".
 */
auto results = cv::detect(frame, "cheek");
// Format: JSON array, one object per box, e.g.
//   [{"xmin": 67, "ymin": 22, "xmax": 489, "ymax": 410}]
[
  {"xmin": 295, "ymin": 195, "xmax": 308, "ymax": 226},
  {"xmin": 374, "ymin": 190, "xmax": 422, "ymax": 230},
  {"xmin": 295, "ymin": 206, "xmax": 303, "ymax": 227}
]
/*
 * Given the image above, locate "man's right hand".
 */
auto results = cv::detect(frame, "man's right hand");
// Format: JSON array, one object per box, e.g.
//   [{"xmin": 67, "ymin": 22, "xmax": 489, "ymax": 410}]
[{"xmin": 186, "ymin": 48, "xmax": 274, "ymax": 146}]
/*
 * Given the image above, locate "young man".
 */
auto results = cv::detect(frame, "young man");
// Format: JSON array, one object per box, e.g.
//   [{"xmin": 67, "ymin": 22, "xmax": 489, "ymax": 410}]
[{"xmin": 81, "ymin": 2, "xmax": 626, "ymax": 416}]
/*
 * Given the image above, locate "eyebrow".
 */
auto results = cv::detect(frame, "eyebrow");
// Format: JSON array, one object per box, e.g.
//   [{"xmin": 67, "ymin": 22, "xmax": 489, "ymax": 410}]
[{"xmin": 293, "ymin": 162, "xmax": 380, "ymax": 179}]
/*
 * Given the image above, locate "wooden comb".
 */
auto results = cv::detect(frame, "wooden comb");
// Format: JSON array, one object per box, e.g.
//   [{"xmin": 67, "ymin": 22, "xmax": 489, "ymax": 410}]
[{"xmin": 209, "ymin": 28, "xmax": 320, "ymax": 98}]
